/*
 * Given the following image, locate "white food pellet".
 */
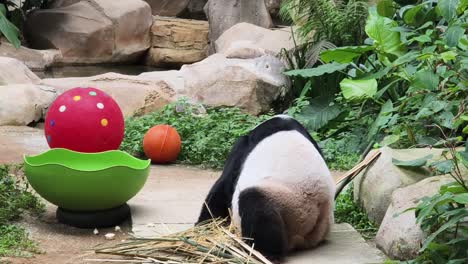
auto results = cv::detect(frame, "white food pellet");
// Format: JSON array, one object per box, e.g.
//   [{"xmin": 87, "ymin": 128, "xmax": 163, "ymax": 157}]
[
  {"xmin": 105, "ymin": 233, "xmax": 116, "ymax": 240},
  {"xmin": 93, "ymin": 228, "xmax": 99, "ymax": 235}
]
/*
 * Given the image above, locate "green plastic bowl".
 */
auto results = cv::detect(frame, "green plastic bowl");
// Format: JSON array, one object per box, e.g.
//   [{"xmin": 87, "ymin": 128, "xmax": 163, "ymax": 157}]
[{"xmin": 24, "ymin": 148, "xmax": 151, "ymax": 211}]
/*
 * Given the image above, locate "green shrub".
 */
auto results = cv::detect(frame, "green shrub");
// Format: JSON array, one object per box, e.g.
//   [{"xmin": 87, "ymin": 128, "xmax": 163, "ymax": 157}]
[
  {"xmin": 0, "ymin": 225, "xmax": 40, "ymax": 257},
  {"xmin": 396, "ymin": 140, "xmax": 468, "ymax": 263},
  {"xmin": 0, "ymin": 165, "xmax": 44, "ymax": 257},
  {"xmin": 121, "ymin": 100, "xmax": 272, "ymax": 169},
  {"xmin": 0, "ymin": 165, "xmax": 44, "ymax": 226},
  {"xmin": 285, "ymin": 0, "xmax": 468, "ymax": 155},
  {"xmin": 334, "ymin": 184, "xmax": 377, "ymax": 239}
]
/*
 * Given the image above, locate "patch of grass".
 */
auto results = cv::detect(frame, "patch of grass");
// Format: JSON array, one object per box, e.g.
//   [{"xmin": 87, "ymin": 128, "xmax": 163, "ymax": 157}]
[
  {"xmin": 122, "ymin": 99, "xmax": 360, "ymax": 171},
  {"xmin": 121, "ymin": 99, "xmax": 272, "ymax": 169},
  {"xmin": 0, "ymin": 225, "xmax": 41, "ymax": 257},
  {"xmin": 0, "ymin": 165, "xmax": 44, "ymax": 225},
  {"xmin": 319, "ymin": 136, "xmax": 361, "ymax": 171},
  {"xmin": 0, "ymin": 165, "xmax": 44, "ymax": 257},
  {"xmin": 334, "ymin": 184, "xmax": 377, "ymax": 239}
]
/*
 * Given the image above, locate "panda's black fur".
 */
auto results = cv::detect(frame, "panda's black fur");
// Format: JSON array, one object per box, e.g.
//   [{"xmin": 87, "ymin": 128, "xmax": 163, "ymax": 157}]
[{"xmin": 196, "ymin": 115, "xmax": 334, "ymax": 260}]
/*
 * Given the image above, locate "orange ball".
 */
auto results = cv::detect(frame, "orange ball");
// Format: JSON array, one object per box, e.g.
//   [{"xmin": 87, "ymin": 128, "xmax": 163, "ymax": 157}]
[{"xmin": 143, "ymin": 125, "xmax": 181, "ymax": 163}]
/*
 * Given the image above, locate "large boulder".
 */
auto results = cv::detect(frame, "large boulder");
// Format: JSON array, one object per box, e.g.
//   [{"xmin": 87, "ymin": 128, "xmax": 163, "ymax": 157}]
[
  {"xmin": 0, "ymin": 57, "xmax": 41, "ymax": 85},
  {"xmin": 265, "ymin": 0, "xmax": 281, "ymax": 18},
  {"xmin": 354, "ymin": 147, "xmax": 446, "ymax": 225},
  {"xmin": 177, "ymin": 54, "xmax": 288, "ymax": 115},
  {"xmin": 205, "ymin": 0, "xmax": 273, "ymax": 53},
  {"xmin": 0, "ymin": 41, "xmax": 61, "ymax": 70},
  {"xmin": 41, "ymin": 73, "xmax": 176, "ymax": 117},
  {"xmin": 146, "ymin": 17, "xmax": 209, "ymax": 67},
  {"xmin": 143, "ymin": 0, "xmax": 190, "ymax": 16},
  {"xmin": 0, "ymin": 84, "xmax": 57, "ymax": 126},
  {"xmin": 375, "ymin": 175, "xmax": 454, "ymax": 260},
  {"xmin": 215, "ymin": 22, "xmax": 294, "ymax": 59},
  {"xmin": 25, "ymin": 0, "xmax": 152, "ymax": 64}
]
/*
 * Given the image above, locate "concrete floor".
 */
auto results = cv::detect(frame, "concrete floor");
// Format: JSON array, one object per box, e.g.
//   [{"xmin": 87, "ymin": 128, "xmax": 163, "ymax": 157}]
[
  {"xmin": 130, "ymin": 165, "xmax": 384, "ymax": 264},
  {"xmin": 0, "ymin": 126, "xmax": 385, "ymax": 263}
]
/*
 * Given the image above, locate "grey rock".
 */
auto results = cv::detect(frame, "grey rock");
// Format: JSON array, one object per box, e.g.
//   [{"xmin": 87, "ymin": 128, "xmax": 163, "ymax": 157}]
[
  {"xmin": 205, "ymin": 0, "xmax": 273, "ymax": 53},
  {"xmin": 0, "ymin": 41, "xmax": 61, "ymax": 71},
  {"xmin": 376, "ymin": 175, "xmax": 454, "ymax": 260},
  {"xmin": 25, "ymin": 0, "xmax": 152, "ymax": 64},
  {"xmin": 143, "ymin": 0, "xmax": 190, "ymax": 16},
  {"xmin": 0, "ymin": 84, "xmax": 57, "ymax": 126},
  {"xmin": 146, "ymin": 16, "xmax": 209, "ymax": 67},
  {"xmin": 41, "ymin": 72, "xmax": 176, "ymax": 117},
  {"xmin": 354, "ymin": 147, "xmax": 445, "ymax": 225},
  {"xmin": 0, "ymin": 57, "xmax": 41, "ymax": 85},
  {"xmin": 215, "ymin": 22, "xmax": 294, "ymax": 59}
]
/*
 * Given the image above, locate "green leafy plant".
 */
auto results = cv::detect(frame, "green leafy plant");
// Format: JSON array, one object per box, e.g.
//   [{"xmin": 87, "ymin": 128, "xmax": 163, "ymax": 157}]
[
  {"xmin": 121, "ymin": 99, "xmax": 273, "ymax": 169},
  {"xmin": 0, "ymin": 225, "xmax": 40, "ymax": 257},
  {"xmin": 394, "ymin": 139, "xmax": 468, "ymax": 263},
  {"xmin": 0, "ymin": 0, "xmax": 50, "ymax": 47},
  {"xmin": 280, "ymin": 0, "xmax": 369, "ymax": 46},
  {"xmin": 0, "ymin": 164, "xmax": 44, "ymax": 257},
  {"xmin": 334, "ymin": 184, "xmax": 378, "ymax": 239},
  {"xmin": 278, "ymin": 0, "xmax": 369, "ymax": 105},
  {"xmin": 285, "ymin": 0, "xmax": 468, "ymax": 152}
]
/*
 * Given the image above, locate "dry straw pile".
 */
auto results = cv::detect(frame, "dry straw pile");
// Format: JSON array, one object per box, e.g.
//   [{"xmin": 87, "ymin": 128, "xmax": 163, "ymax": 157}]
[{"xmin": 92, "ymin": 219, "xmax": 273, "ymax": 264}]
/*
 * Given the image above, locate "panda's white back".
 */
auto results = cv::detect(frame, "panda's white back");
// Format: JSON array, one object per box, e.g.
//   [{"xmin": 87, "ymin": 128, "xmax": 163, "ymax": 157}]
[{"xmin": 231, "ymin": 130, "xmax": 334, "ymax": 229}]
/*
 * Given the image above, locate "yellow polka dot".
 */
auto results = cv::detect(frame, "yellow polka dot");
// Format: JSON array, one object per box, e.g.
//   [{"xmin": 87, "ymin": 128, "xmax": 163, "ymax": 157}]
[
  {"xmin": 101, "ymin": 118, "xmax": 108, "ymax": 127},
  {"xmin": 73, "ymin": 95, "xmax": 81, "ymax": 101}
]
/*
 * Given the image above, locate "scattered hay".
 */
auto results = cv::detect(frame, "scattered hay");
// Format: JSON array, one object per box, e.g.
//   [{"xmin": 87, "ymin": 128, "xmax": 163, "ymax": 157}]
[{"xmin": 91, "ymin": 218, "xmax": 272, "ymax": 264}]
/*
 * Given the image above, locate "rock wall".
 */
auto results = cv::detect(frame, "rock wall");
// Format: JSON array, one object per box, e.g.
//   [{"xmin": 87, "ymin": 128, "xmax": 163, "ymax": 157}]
[
  {"xmin": 0, "ymin": 57, "xmax": 41, "ymax": 85},
  {"xmin": 142, "ymin": 53, "xmax": 289, "ymax": 115},
  {"xmin": 215, "ymin": 23, "xmax": 294, "ymax": 59},
  {"xmin": 142, "ymin": 0, "xmax": 190, "ymax": 16},
  {"xmin": 205, "ymin": 0, "xmax": 273, "ymax": 53},
  {"xmin": 353, "ymin": 147, "xmax": 444, "ymax": 225},
  {"xmin": 375, "ymin": 175, "xmax": 454, "ymax": 260},
  {"xmin": 25, "ymin": 0, "xmax": 153, "ymax": 64},
  {"xmin": 0, "ymin": 41, "xmax": 61, "ymax": 71},
  {"xmin": 41, "ymin": 73, "xmax": 176, "ymax": 117},
  {"xmin": 0, "ymin": 57, "xmax": 57, "ymax": 126},
  {"xmin": 146, "ymin": 17, "xmax": 209, "ymax": 67}
]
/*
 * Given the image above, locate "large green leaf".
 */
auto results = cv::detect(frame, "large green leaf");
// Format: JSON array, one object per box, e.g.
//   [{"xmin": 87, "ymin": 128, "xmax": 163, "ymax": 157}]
[
  {"xmin": 320, "ymin": 46, "xmax": 373, "ymax": 63},
  {"xmin": 430, "ymin": 160, "xmax": 454, "ymax": 174},
  {"xmin": 368, "ymin": 100, "xmax": 394, "ymax": 140},
  {"xmin": 411, "ymin": 70, "xmax": 439, "ymax": 91},
  {"xmin": 393, "ymin": 154, "xmax": 433, "ymax": 167},
  {"xmin": 392, "ymin": 51, "xmax": 420, "ymax": 66},
  {"xmin": 365, "ymin": 7, "xmax": 405, "ymax": 56},
  {"xmin": 421, "ymin": 209, "xmax": 467, "ymax": 251},
  {"xmin": 403, "ymin": 4, "xmax": 425, "ymax": 25},
  {"xmin": 0, "ymin": 4, "xmax": 20, "ymax": 49},
  {"xmin": 284, "ymin": 62, "xmax": 349, "ymax": 78},
  {"xmin": 297, "ymin": 95, "xmax": 343, "ymax": 131},
  {"xmin": 381, "ymin": 134, "xmax": 400, "ymax": 146},
  {"xmin": 437, "ymin": 0, "xmax": 459, "ymax": 21},
  {"xmin": 340, "ymin": 78, "xmax": 378, "ymax": 101},
  {"xmin": 445, "ymin": 24, "xmax": 464, "ymax": 47},
  {"xmin": 453, "ymin": 193, "xmax": 468, "ymax": 204},
  {"xmin": 377, "ymin": 0, "xmax": 396, "ymax": 18}
]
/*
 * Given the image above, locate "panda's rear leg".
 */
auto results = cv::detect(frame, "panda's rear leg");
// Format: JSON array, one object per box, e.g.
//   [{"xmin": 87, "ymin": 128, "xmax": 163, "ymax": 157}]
[
  {"xmin": 238, "ymin": 187, "xmax": 288, "ymax": 260},
  {"xmin": 303, "ymin": 200, "xmax": 333, "ymax": 248}
]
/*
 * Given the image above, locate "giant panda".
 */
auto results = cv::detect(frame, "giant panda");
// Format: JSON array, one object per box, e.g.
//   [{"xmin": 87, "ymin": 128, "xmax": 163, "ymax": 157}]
[{"xmin": 196, "ymin": 115, "xmax": 335, "ymax": 260}]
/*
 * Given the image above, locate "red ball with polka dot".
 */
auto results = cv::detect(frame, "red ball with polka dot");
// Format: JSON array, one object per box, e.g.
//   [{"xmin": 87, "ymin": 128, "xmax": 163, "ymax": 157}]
[{"xmin": 44, "ymin": 87, "xmax": 124, "ymax": 153}]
